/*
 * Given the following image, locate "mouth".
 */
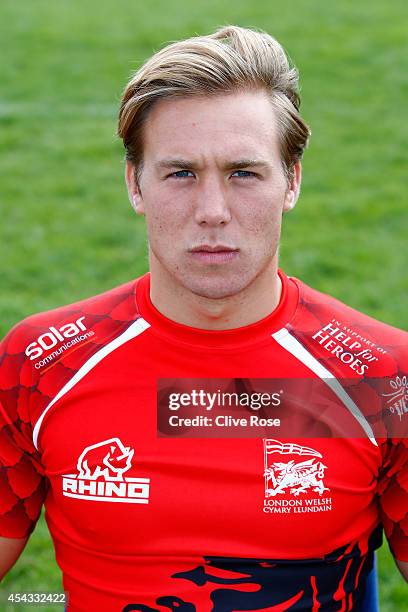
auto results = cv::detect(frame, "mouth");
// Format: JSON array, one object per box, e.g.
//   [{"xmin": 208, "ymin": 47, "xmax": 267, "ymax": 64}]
[{"xmin": 189, "ymin": 245, "xmax": 239, "ymax": 264}]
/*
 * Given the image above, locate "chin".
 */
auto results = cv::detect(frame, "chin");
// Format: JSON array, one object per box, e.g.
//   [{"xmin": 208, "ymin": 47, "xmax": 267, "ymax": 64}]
[{"xmin": 182, "ymin": 275, "xmax": 251, "ymax": 300}]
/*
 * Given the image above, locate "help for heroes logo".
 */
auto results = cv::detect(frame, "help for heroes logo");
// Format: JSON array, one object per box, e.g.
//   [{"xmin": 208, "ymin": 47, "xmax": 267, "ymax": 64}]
[
  {"xmin": 311, "ymin": 319, "xmax": 386, "ymax": 375},
  {"xmin": 62, "ymin": 438, "xmax": 150, "ymax": 504}
]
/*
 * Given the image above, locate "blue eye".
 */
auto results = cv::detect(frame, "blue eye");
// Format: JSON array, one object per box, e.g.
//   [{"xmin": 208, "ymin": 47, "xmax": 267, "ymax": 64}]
[
  {"xmin": 232, "ymin": 170, "xmax": 256, "ymax": 178},
  {"xmin": 170, "ymin": 170, "xmax": 194, "ymax": 178}
]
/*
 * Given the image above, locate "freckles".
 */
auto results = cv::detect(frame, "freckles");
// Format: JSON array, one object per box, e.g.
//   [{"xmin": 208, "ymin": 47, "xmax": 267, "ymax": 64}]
[
  {"xmin": 244, "ymin": 213, "xmax": 272, "ymax": 234},
  {"xmin": 248, "ymin": 214, "xmax": 282, "ymax": 239}
]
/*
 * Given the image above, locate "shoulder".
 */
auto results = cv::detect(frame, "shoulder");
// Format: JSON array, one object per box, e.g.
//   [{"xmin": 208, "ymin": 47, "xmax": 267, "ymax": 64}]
[
  {"xmin": 288, "ymin": 275, "xmax": 407, "ymax": 376},
  {"xmin": 292, "ymin": 276, "xmax": 407, "ymax": 341},
  {"xmin": 0, "ymin": 276, "xmax": 144, "ymax": 380},
  {"xmin": 1, "ymin": 276, "xmax": 141, "ymax": 342},
  {"xmin": 283, "ymin": 274, "xmax": 407, "ymax": 439}
]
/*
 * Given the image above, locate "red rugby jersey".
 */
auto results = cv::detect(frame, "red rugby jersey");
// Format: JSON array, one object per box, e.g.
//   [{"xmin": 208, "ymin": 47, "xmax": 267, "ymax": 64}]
[{"xmin": 0, "ymin": 269, "xmax": 407, "ymax": 611}]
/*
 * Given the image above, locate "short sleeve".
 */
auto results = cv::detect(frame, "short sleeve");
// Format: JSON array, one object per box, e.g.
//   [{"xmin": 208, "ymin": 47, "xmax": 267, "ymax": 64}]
[
  {"xmin": 377, "ymin": 438, "xmax": 408, "ymax": 562},
  {"xmin": 0, "ymin": 323, "xmax": 48, "ymax": 538}
]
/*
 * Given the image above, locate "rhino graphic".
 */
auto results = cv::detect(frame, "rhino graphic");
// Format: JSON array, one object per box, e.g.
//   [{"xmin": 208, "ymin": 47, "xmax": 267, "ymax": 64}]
[{"xmin": 76, "ymin": 438, "xmax": 134, "ymax": 481}]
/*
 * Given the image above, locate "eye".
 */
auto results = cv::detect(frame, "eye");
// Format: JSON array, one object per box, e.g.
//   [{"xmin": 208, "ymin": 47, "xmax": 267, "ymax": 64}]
[
  {"xmin": 169, "ymin": 170, "xmax": 194, "ymax": 178},
  {"xmin": 232, "ymin": 170, "xmax": 257, "ymax": 178}
]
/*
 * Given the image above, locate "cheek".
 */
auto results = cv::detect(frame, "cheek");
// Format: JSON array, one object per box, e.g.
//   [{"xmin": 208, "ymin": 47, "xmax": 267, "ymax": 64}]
[
  {"xmin": 239, "ymin": 195, "xmax": 284, "ymax": 235},
  {"xmin": 144, "ymin": 200, "xmax": 187, "ymax": 247}
]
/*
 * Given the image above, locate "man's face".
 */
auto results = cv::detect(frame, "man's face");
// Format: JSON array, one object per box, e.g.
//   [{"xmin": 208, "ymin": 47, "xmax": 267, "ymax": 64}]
[{"xmin": 126, "ymin": 89, "xmax": 301, "ymax": 300}]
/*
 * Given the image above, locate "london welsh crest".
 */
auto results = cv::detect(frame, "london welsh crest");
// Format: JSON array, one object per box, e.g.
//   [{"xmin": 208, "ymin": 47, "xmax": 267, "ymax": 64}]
[{"xmin": 263, "ymin": 439, "xmax": 329, "ymax": 497}]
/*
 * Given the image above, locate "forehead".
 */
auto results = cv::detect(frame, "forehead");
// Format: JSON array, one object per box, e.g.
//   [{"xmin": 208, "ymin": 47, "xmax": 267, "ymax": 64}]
[{"xmin": 142, "ymin": 89, "xmax": 282, "ymax": 163}]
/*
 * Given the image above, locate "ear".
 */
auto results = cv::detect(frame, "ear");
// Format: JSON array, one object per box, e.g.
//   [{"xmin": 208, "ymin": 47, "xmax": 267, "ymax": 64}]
[
  {"xmin": 125, "ymin": 160, "xmax": 145, "ymax": 215},
  {"xmin": 283, "ymin": 161, "xmax": 302, "ymax": 213}
]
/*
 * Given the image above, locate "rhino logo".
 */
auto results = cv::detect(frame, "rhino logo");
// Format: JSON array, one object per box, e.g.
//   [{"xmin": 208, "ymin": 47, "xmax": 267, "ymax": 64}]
[{"xmin": 77, "ymin": 437, "xmax": 134, "ymax": 481}]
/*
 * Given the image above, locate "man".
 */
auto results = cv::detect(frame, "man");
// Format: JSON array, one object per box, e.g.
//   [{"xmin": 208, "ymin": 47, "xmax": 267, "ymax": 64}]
[{"xmin": 0, "ymin": 25, "xmax": 407, "ymax": 611}]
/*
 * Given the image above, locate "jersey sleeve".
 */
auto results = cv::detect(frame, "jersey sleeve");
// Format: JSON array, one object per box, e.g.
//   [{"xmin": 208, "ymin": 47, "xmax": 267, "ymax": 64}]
[
  {"xmin": 0, "ymin": 321, "xmax": 48, "ymax": 538},
  {"xmin": 377, "ymin": 438, "xmax": 408, "ymax": 561},
  {"xmin": 288, "ymin": 277, "xmax": 408, "ymax": 562},
  {"xmin": 376, "ymin": 339, "xmax": 408, "ymax": 562}
]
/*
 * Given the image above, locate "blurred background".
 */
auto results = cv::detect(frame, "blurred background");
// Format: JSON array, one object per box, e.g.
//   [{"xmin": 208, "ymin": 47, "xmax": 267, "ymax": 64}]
[{"xmin": 0, "ymin": 0, "xmax": 407, "ymax": 609}]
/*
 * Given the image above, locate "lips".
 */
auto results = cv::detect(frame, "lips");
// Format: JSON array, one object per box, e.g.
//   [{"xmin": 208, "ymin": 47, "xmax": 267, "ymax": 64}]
[
  {"xmin": 190, "ymin": 245, "xmax": 238, "ymax": 253},
  {"xmin": 189, "ymin": 245, "xmax": 239, "ymax": 263}
]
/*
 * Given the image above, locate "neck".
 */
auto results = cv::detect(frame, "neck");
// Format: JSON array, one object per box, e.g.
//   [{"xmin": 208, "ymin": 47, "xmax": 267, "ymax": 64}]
[{"xmin": 148, "ymin": 256, "xmax": 282, "ymax": 330}]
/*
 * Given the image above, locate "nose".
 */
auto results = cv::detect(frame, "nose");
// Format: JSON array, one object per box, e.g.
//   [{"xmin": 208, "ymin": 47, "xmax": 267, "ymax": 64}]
[{"xmin": 193, "ymin": 175, "xmax": 232, "ymax": 226}]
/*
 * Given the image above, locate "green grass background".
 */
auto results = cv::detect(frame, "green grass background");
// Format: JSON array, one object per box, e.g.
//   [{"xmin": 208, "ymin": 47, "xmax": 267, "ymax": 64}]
[{"xmin": 0, "ymin": 0, "xmax": 407, "ymax": 609}]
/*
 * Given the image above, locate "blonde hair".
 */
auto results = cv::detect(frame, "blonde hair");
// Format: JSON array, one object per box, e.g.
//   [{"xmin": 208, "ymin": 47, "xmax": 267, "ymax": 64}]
[{"xmin": 118, "ymin": 25, "xmax": 310, "ymax": 183}]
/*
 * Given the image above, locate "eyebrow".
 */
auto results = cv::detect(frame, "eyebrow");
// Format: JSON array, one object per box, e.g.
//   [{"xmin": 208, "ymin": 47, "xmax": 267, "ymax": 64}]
[{"xmin": 155, "ymin": 158, "xmax": 271, "ymax": 171}]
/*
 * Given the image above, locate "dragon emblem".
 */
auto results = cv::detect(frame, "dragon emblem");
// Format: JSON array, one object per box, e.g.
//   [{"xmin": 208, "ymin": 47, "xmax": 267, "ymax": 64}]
[{"xmin": 263, "ymin": 439, "xmax": 330, "ymax": 497}]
